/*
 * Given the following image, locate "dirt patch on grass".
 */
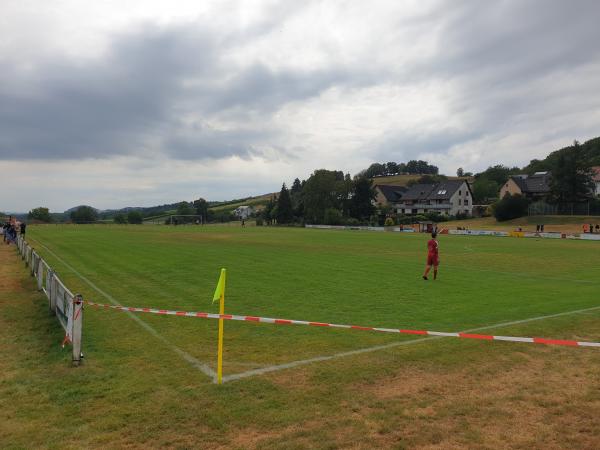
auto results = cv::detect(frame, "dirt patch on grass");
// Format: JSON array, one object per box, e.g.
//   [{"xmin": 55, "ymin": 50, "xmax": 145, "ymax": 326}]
[{"xmin": 353, "ymin": 349, "xmax": 600, "ymax": 448}]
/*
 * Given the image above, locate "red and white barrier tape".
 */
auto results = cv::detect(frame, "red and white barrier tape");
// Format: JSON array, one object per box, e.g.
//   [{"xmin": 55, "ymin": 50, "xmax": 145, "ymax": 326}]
[{"xmin": 84, "ymin": 300, "xmax": 600, "ymax": 348}]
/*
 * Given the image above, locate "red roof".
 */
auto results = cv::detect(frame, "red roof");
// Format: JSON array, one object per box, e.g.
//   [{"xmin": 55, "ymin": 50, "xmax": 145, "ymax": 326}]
[{"xmin": 592, "ymin": 166, "xmax": 600, "ymax": 182}]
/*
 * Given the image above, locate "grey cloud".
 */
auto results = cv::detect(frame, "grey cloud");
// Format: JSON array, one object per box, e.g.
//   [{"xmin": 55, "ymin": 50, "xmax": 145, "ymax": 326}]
[
  {"xmin": 371, "ymin": 0, "xmax": 600, "ymax": 168},
  {"xmin": 427, "ymin": 0, "xmax": 600, "ymax": 83},
  {"xmin": 374, "ymin": 129, "xmax": 483, "ymax": 162},
  {"xmin": 0, "ymin": 19, "xmax": 348, "ymax": 161},
  {"xmin": 162, "ymin": 122, "xmax": 272, "ymax": 160}
]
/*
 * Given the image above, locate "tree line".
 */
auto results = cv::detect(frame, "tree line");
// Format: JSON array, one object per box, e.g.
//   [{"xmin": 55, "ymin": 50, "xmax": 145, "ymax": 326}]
[
  {"xmin": 360, "ymin": 160, "xmax": 439, "ymax": 178},
  {"xmin": 258, "ymin": 170, "xmax": 377, "ymax": 226},
  {"xmin": 26, "ymin": 136, "xmax": 599, "ymax": 225}
]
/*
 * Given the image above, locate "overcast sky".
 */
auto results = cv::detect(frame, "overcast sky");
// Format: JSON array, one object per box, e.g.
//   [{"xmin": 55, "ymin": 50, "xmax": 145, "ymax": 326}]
[{"xmin": 2, "ymin": 0, "xmax": 600, "ymax": 212}]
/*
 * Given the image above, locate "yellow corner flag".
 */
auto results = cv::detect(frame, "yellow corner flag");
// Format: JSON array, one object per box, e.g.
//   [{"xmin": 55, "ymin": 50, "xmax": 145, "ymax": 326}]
[
  {"xmin": 213, "ymin": 268, "xmax": 227, "ymax": 384},
  {"xmin": 212, "ymin": 268, "xmax": 226, "ymax": 304}
]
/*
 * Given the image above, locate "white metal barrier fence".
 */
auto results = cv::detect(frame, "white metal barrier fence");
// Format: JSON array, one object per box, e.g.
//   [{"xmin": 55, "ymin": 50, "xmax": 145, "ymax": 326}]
[{"xmin": 16, "ymin": 234, "xmax": 83, "ymax": 366}]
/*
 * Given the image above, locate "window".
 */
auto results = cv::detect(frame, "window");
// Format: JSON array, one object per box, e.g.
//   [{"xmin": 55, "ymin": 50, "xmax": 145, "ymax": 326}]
[
  {"xmin": 459, "ymin": 190, "xmax": 462, "ymax": 196},
  {"xmin": 458, "ymin": 199, "xmax": 462, "ymax": 205},
  {"xmin": 464, "ymin": 199, "xmax": 469, "ymax": 205},
  {"xmin": 437, "ymin": 189, "xmax": 447, "ymax": 195}
]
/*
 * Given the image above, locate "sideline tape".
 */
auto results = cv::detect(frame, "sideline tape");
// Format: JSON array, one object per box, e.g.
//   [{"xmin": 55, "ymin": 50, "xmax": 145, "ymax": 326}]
[{"xmin": 84, "ymin": 301, "xmax": 600, "ymax": 349}]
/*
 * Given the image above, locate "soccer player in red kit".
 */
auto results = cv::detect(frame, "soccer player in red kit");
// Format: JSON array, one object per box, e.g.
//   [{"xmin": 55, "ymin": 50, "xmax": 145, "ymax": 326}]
[{"xmin": 423, "ymin": 231, "xmax": 439, "ymax": 280}]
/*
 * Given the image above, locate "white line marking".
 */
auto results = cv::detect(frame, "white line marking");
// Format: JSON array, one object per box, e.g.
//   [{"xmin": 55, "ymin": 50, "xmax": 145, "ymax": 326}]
[
  {"xmin": 29, "ymin": 238, "xmax": 217, "ymax": 380},
  {"xmin": 27, "ymin": 237, "xmax": 600, "ymax": 384},
  {"xmin": 224, "ymin": 305, "xmax": 600, "ymax": 383}
]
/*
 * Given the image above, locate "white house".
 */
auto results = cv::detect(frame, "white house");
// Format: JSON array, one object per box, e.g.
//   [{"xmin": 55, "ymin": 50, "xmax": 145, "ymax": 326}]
[
  {"xmin": 393, "ymin": 180, "xmax": 473, "ymax": 216},
  {"xmin": 233, "ymin": 205, "xmax": 254, "ymax": 219}
]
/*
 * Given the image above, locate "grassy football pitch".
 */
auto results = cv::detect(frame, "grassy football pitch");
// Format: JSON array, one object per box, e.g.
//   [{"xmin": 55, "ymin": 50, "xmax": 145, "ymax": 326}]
[{"xmin": 3, "ymin": 224, "xmax": 600, "ymax": 448}]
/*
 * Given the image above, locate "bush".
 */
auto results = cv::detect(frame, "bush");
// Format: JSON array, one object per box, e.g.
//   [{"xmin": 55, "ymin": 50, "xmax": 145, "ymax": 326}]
[
  {"xmin": 345, "ymin": 217, "xmax": 360, "ymax": 226},
  {"xmin": 70, "ymin": 206, "xmax": 98, "ymax": 224},
  {"xmin": 424, "ymin": 212, "xmax": 447, "ymax": 222},
  {"xmin": 324, "ymin": 208, "xmax": 343, "ymax": 225},
  {"xmin": 255, "ymin": 218, "xmax": 264, "ymax": 226},
  {"xmin": 114, "ymin": 213, "xmax": 127, "ymax": 224},
  {"xmin": 127, "ymin": 210, "xmax": 143, "ymax": 224},
  {"xmin": 396, "ymin": 214, "xmax": 412, "ymax": 225},
  {"xmin": 492, "ymin": 194, "xmax": 529, "ymax": 221}
]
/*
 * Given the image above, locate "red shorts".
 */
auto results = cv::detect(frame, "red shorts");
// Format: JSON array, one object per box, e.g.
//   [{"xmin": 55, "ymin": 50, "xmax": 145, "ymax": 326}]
[{"xmin": 427, "ymin": 254, "xmax": 439, "ymax": 266}]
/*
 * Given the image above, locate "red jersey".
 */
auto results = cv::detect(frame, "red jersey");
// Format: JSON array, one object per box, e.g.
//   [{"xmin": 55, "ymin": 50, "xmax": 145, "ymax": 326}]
[{"xmin": 427, "ymin": 239, "xmax": 438, "ymax": 256}]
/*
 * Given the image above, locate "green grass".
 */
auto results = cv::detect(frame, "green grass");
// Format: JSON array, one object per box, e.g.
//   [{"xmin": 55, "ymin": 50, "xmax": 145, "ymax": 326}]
[
  {"xmin": 2, "ymin": 225, "xmax": 600, "ymax": 448},
  {"xmin": 24, "ymin": 225, "xmax": 600, "ymax": 369}
]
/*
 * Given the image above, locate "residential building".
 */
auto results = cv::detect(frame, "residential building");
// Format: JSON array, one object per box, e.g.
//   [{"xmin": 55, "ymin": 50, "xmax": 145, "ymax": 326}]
[
  {"xmin": 499, "ymin": 172, "xmax": 551, "ymax": 200},
  {"xmin": 373, "ymin": 185, "xmax": 407, "ymax": 208},
  {"xmin": 233, "ymin": 205, "xmax": 254, "ymax": 219},
  {"xmin": 393, "ymin": 180, "xmax": 473, "ymax": 216}
]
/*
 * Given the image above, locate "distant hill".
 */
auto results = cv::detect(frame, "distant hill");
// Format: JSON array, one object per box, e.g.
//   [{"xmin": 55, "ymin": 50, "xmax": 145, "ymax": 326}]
[{"xmin": 523, "ymin": 136, "xmax": 600, "ymax": 174}]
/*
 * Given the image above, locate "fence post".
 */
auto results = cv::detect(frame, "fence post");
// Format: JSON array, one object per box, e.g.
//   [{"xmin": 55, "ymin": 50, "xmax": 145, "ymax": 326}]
[
  {"xmin": 48, "ymin": 270, "xmax": 56, "ymax": 314},
  {"xmin": 72, "ymin": 294, "xmax": 84, "ymax": 366},
  {"xmin": 37, "ymin": 260, "xmax": 44, "ymax": 291}
]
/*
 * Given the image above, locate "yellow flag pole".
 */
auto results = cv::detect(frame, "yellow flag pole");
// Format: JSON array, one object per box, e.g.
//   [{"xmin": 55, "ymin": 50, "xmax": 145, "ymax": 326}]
[{"xmin": 215, "ymin": 268, "xmax": 226, "ymax": 384}]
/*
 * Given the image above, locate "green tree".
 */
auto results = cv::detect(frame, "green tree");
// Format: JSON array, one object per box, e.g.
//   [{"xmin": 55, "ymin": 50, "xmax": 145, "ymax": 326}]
[
  {"xmin": 323, "ymin": 208, "xmax": 343, "ymax": 225},
  {"xmin": 456, "ymin": 167, "xmax": 464, "ymax": 177},
  {"xmin": 350, "ymin": 176, "xmax": 376, "ymax": 221},
  {"xmin": 193, "ymin": 198, "xmax": 209, "ymax": 222},
  {"xmin": 477, "ymin": 165, "xmax": 520, "ymax": 186},
  {"xmin": 276, "ymin": 183, "xmax": 294, "ymax": 224},
  {"xmin": 127, "ymin": 210, "xmax": 143, "ymax": 224},
  {"xmin": 303, "ymin": 170, "xmax": 346, "ymax": 224},
  {"xmin": 385, "ymin": 162, "xmax": 399, "ymax": 175},
  {"xmin": 290, "ymin": 178, "xmax": 304, "ymax": 219},
  {"xmin": 114, "ymin": 213, "xmax": 127, "ymax": 224},
  {"xmin": 549, "ymin": 141, "xmax": 594, "ymax": 203},
  {"xmin": 176, "ymin": 201, "xmax": 194, "ymax": 216},
  {"xmin": 492, "ymin": 194, "xmax": 529, "ymax": 221},
  {"xmin": 472, "ymin": 178, "xmax": 500, "ymax": 203},
  {"xmin": 28, "ymin": 207, "xmax": 52, "ymax": 223},
  {"xmin": 363, "ymin": 163, "xmax": 386, "ymax": 178},
  {"xmin": 70, "ymin": 206, "xmax": 98, "ymax": 224},
  {"xmin": 260, "ymin": 195, "xmax": 277, "ymax": 225}
]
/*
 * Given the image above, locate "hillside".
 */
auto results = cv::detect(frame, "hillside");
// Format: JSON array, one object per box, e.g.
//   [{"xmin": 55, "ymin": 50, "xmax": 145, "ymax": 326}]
[
  {"xmin": 208, "ymin": 193, "xmax": 274, "ymax": 213},
  {"xmin": 523, "ymin": 136, "xmax": 600, "ymax": 173},
  {"xmin": 370, "ymin": 174, "xmax": 473, "ymax": 186}
]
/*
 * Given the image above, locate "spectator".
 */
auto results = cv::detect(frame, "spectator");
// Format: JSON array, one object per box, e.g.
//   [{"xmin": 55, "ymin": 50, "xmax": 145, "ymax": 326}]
[{"xmin": 20, "ymin": 222, "xmax": 26, "ymax": 236}]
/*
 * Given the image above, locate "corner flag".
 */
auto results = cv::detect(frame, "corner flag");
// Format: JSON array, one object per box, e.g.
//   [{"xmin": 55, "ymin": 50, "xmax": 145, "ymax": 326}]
[{"xmin": 212, "ymin": 268, "xmax": 226, "ymax": 303}]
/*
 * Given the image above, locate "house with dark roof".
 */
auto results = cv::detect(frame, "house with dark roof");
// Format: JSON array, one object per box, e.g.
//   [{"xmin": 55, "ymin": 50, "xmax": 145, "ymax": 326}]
[
  {"xmin": 499, "ymin": 172, "xmax": 551, "ymax": 200},
  {"xmin": 373, "ymin": 185, "xmax": 408, "ymax": 207},
  {"xmin": 393, "ymin": 180, "xmax": 473, "ymax": 216}
]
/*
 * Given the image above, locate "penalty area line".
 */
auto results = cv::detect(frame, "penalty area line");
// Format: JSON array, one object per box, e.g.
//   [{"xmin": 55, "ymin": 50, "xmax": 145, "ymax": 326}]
[
  {"xmin": 223, "ymin": 305, "xmax": 600, "ymax": 383},
  {"xmin": 28, "ymin": 238, "xmax": 217, "ymax": 381}
]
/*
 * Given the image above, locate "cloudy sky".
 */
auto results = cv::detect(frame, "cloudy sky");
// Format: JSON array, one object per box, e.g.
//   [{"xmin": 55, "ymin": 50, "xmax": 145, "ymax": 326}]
[{"xmin": 2, "ymin": 0, "xmax": 600, "ymax": 212}]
